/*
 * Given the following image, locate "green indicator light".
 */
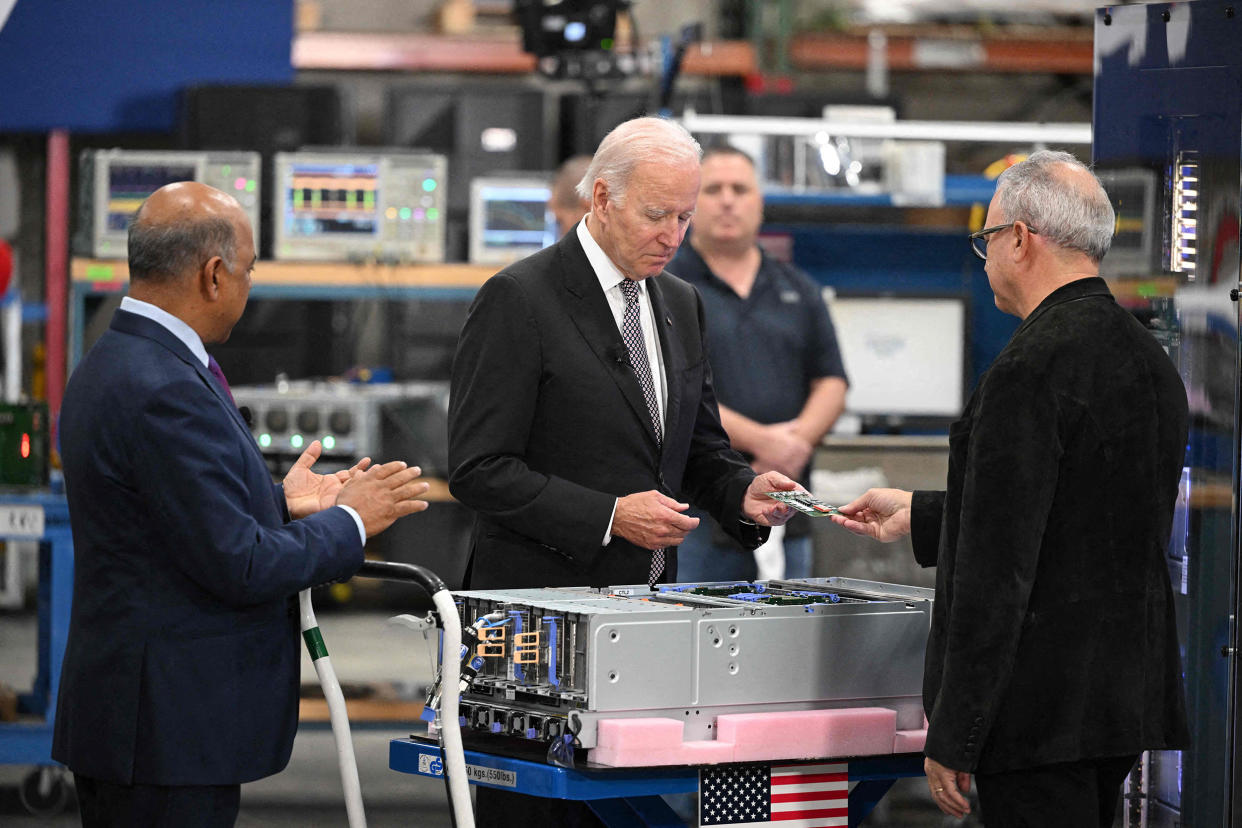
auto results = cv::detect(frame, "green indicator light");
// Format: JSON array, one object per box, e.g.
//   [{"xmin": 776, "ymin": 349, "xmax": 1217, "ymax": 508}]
[
  {"xmin": 85, "ymin": 264, "xmax": 116, "ymax": 281},
  {"xmin": 322, "ymin": 435, "xmax": 336, "ymax": 451},
  {"xmin": 259, "ymin": 433, "xmax": 272, "ymax": 448},
  {"xmin": 601, "ymin": 38, "xmax": 614, "ymax": 50},
  {"xmin": 399, "ymin": 207, "xmax": 412, "ymax": 220},
  {"xmin": 245, "ymin": 180, "xmax": 256, "ymax": 193},
  {"xmin": 427, "ymin": 207, "xmax": 440, "ymax": 221},
  {"xmin": 422, "ymin": 178, "xmax": 437, "ymax": 192},
  {"xmin": 291, "ymin": 434, "xmax": 304, "ymax": 449}
]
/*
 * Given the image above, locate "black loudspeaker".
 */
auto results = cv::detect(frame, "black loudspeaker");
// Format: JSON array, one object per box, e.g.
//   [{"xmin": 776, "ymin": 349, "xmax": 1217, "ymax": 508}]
[
  {"xmin": 178, "ymin": 84, "xmax": 347, "ymax": 258},
  {"xmin": 384, "ymin": 83, "xmax": 551, "ymax": 216}
]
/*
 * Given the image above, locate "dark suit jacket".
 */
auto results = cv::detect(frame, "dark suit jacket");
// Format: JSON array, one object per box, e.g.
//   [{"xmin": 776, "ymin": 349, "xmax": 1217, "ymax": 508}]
[
  {"xmin": 908, "ymin": 278, "xmax": 1190, "ymax": 774},
  {"xmin": 53, "ymin": 309, "xmax": 364, "ymax": 785},
  {"xmin": 448, "ymin": 226, "xmax": 763, "ymax": 589}
]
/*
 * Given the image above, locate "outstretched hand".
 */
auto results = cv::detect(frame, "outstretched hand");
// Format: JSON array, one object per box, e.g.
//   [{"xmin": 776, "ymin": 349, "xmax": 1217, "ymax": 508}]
[
  {"xmin": 830, "ymin": 487, "xmax": 913, "ymax": 542},
  {"xmin": 741, "ymin": 471, "xmax": 801, "ymax": 526},
  {"xmin": 283, "ymin": 440, "xmax": 373, "ymax": 519}
]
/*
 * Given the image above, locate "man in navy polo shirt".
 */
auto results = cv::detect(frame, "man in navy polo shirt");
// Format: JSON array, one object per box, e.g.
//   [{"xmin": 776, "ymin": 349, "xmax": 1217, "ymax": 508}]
[{"xmin": 669, "ymin": 146, "xmax": 848, "ymax": 581}]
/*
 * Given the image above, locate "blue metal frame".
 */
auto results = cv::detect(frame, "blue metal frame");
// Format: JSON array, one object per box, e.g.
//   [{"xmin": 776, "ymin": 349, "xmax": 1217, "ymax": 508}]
[
  {"xmin": 389, "ymin": 737, "xmax": 924, "ymax": 828},
  {"xmin": 0, "ymin": 492, "xmax": 73, "ymax": 766}
]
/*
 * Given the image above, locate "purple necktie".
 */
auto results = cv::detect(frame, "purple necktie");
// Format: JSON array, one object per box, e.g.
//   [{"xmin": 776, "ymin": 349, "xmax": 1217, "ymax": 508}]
[
  {"xmin": 207, "ymin": 355, "xmax": 235, "ymax": 405},
  {"xmin": 618, "ymin": 279, "xmax": 665, "ymax": 588}
]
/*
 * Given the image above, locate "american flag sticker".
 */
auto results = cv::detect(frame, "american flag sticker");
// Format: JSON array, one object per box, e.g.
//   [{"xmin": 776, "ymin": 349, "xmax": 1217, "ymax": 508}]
[{"xmin": 699, "ymin": 762, "xmax": 849, "ymax": 826}]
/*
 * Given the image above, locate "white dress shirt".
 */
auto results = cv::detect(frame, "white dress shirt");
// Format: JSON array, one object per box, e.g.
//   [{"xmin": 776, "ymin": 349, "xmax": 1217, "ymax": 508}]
[
  {"xmin": 575, "ymin": 219, "xmax": 670, "ymax": 546},
  {"xmin": 119, "ymin": 296, "xmax": 367, "ymax": 544},
  {"xmin": 575, "ymin": 218, "xmax": 668, "ymax": 421}
]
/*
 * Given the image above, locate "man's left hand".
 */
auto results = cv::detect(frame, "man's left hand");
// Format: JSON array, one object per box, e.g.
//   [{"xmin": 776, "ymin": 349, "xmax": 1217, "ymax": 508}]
[
  {"xmin": 925, "ymin": 757, "xmax": 972, "ymax": 819},
  {"xmin": 284, "ymin": 440, "xmax": 372, "ymax": 519},
  {"xmin": 741, "ymin": 471, "xmax": 801, "ymax": 526}
]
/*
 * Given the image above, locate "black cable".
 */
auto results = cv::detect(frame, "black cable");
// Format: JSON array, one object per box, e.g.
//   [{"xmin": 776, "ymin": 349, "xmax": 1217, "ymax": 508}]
[{"xmin": 354, "ymin": 559, "xmax": 447, "ymax": 596}]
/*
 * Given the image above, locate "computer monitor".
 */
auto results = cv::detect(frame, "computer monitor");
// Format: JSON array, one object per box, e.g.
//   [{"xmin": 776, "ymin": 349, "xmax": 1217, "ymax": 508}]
[
  {"xmin": 271, "ymin": 150, "xmax": 448, "ymax": 263},
  {"xmin": 826, "ymin": 293, "xmax": 968, "ymax": 428},
  {"xmin": 468, "ymin": 176, "xmax": 557, "ymax": 265},
  {"xmin": 77, "ymin": 149, "xmax": 261, "ymax": 259}
]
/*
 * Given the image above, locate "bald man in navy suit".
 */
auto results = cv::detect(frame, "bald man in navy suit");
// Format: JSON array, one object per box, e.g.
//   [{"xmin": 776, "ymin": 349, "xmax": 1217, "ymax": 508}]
[{"xmin": 54, "ymin": 182, "xmax": 430, "ymax": 827}]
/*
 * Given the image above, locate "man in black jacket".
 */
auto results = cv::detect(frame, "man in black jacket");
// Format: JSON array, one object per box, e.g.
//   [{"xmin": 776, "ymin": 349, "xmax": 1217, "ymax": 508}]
[
  {"xmin": 449, "ymin": 117, "xmax": 799, "ymax": 826},
  {"xmin": 449, "ymin": 117, "xmax": 798, "ymax": 594},
  {"xmin": 833, "ymin": 150, "xmax": 1189, "ymax": 826}
]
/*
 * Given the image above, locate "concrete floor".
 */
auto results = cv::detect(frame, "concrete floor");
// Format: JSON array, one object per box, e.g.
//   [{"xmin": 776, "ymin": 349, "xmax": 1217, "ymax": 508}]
[{"xmin": 1, "ymin": 604, "xmax": 979, "ymax": 826}]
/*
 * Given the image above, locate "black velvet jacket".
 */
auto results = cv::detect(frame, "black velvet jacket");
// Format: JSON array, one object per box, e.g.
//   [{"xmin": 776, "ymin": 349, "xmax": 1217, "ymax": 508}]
[{"xmin": 910, "ymin": 277, "xmax": 1190, "ymax": 773}]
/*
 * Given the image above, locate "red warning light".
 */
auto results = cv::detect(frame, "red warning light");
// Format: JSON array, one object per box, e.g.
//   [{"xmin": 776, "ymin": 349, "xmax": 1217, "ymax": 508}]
[{"xmin": 20, "ymin": 432, "xmax": 30, "ymax": 459}]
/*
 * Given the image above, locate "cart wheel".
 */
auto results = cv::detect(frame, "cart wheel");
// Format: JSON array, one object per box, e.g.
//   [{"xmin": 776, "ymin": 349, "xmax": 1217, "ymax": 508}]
[{"xmin": 19, "ymin": 766, "xmax": 70, "ymax": 817}]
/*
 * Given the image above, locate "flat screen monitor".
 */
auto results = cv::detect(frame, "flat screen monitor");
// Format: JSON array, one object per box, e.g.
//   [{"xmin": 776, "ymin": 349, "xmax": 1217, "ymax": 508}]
[
  {"xmin": 78, "ymin": 149, "xmax": 261, "ymax": 259},
  {"xmin": 272, "ymin": 150, "xmax": 448, "ymax": 263},
  {"xmin": 826, "ymin": 293, "xmax": 967, "ymax": 425},
  {"xmin": 469, "ymin": 176, "xmax": 557, "ymax": 265}
]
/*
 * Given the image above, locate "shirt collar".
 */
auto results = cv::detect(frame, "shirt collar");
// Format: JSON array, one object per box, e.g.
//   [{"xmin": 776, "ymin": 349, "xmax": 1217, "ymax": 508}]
[
  {"xmin": 120, "ymin": 295, "xmax": 209, "ymax": 367},
  {"xmin": 577, "ymin": 215, "xmax": 640, "ymax": 297}
]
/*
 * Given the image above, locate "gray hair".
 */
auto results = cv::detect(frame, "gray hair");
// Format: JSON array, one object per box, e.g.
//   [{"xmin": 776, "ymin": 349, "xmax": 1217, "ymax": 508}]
[
  {"xmin": 994, "ymin": 150, "xmax": 1115, "ymax": 263},
  {"xmin": 575, "ymin": 117, "xmax": 702, "ymax": 204},
  {"xmin": 552, "ymin": 154, "xmax": 593, "ymax": 210},
  {"xmin": 127, "ymin": 204, "xmax": 238, "ymax": 283}
]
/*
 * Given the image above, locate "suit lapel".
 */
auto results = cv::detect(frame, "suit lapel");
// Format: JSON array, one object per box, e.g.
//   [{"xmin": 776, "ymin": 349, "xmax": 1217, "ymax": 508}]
[
  {"xmin": 111, "ymin": 310, "xmax": 261, "ymax": 455},
  {"xmin": 555, "ymin": 233, "xmax": 663, "ymax": 449}
]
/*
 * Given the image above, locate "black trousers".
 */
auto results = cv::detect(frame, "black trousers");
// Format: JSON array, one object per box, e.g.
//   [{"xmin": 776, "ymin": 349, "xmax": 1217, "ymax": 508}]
[
  {"xmin": 73, "ymin": 773, "xmax": 241, "ymax": 828},
  {"xmin": 974, "ymin": 754, "xmax": 1139, "ymax": 828}
]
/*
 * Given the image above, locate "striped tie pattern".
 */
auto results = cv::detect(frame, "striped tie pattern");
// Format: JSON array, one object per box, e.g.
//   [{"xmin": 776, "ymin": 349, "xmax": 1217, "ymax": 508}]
[{"xmin": 618, "ymin": 278, "xmax": 665, "ymax": 587}]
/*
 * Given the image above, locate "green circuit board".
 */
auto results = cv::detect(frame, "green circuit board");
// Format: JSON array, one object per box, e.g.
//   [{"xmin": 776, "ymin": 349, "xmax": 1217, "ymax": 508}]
[{"xmin": 765, "ymin": 490, "xmax": 843, "ymax": 518}]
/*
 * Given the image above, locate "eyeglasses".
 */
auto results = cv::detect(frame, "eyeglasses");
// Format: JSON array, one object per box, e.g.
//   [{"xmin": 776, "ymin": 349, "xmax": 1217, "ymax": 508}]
[{"xmin": 969, "ymin": 222, "xmax": 1039, "ymax": 261}]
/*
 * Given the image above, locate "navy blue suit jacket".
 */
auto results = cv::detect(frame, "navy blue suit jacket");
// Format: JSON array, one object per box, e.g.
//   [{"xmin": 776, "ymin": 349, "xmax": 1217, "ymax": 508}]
[{"xmin": 53, "ymin": 309, "xmax": 364, "ymax": 785}]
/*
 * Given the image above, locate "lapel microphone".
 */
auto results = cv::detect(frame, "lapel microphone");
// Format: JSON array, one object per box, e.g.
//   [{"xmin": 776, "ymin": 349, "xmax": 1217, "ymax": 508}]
[
  {"xmin": 608, "ymin": 344, "xmax": 629, "ymax": 368},
  {"xmin": 238, "ymin": 405, "xmax": 253, "ymax": 428}
]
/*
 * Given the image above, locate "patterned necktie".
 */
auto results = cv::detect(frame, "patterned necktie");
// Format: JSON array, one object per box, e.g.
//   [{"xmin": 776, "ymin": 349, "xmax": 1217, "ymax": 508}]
[
  {"xmin": 618, "ymin": 278, "xmax": 665, "ymax": 587},
  {"xmin": 207, "ymin": 355, "xmax": 235, "ymax": 405}
]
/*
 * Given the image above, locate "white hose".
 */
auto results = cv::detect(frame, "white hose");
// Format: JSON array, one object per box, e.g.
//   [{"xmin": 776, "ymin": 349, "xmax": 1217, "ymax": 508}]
[
  {"xmin": 299, "ymin": 589, "xmax": 367, "ymax": 828},
  {"xmin": 431, "ymin": 588, "xmax": 474, "ymax": 828}
]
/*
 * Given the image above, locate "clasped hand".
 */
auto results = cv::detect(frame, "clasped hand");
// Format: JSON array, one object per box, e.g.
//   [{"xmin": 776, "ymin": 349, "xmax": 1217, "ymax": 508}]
[
  {"xmin": 284, "ymin": 440, "xmax": 431, "ymax": 536},
  {"xmin": 283, "ymin": 440, "xmax": 366, "ymax": 519},
  {"xmin": 612, "ymin": 491, "xmax": 698, "ymax": 549}
]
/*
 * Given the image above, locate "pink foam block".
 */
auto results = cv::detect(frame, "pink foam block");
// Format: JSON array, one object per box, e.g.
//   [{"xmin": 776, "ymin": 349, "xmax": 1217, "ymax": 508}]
[
  {"xmin": 590, "ymin": 739, "xmax": 736, "ymax": 768},
  {"xmin": 719, "ymin": 707, "xmax": 897, "ymax": 762},
  {"xmin": 894, "ymin": 729, "xmax": 928, "ymax": 753},
  {"xmin": 595, "ymin": 717, "xmax": 684, "ymax": 751}
]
